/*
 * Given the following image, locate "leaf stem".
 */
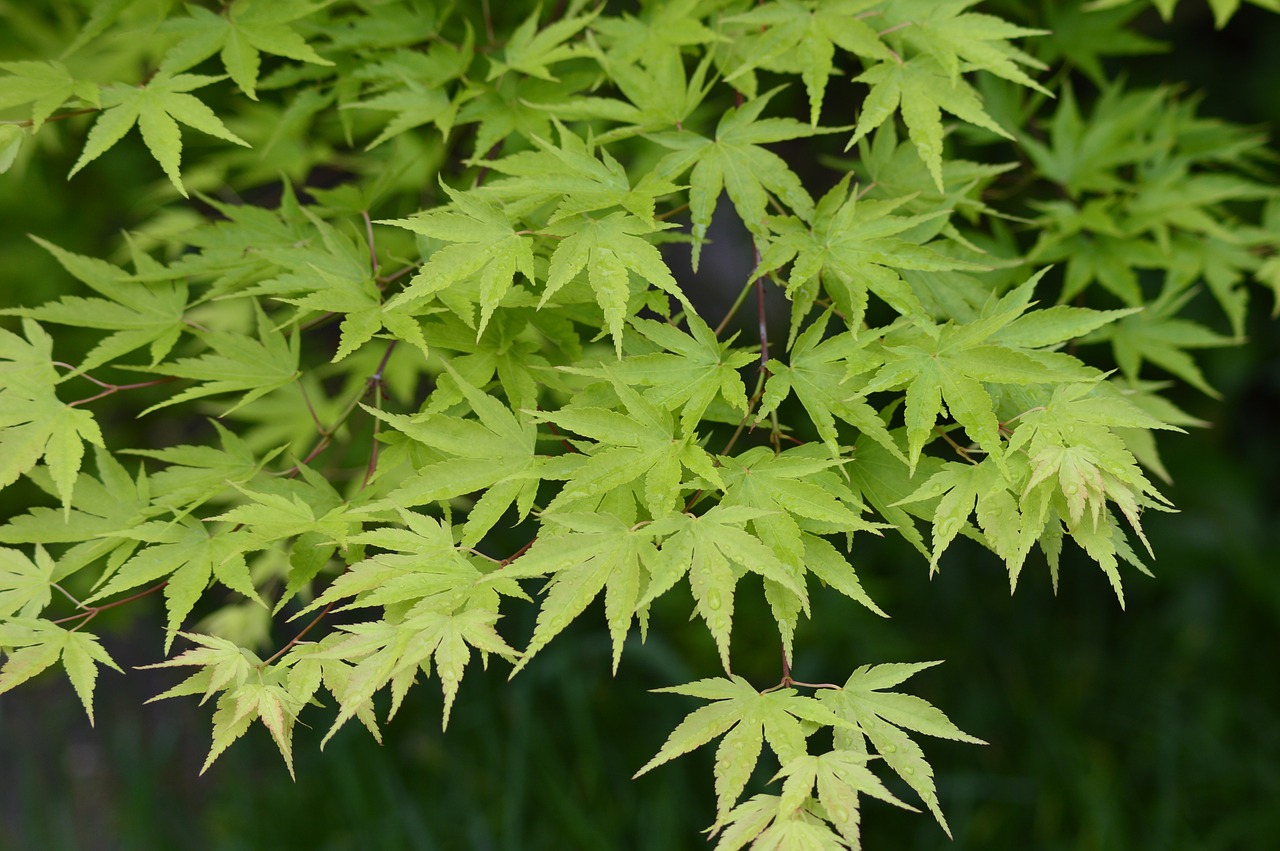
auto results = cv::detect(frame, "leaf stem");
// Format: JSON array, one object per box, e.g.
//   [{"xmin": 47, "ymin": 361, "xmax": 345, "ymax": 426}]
[
  {"xmin": 260, "ymin": 601, "xmax": 335, "ymax": 667},
  {"xmin": 51, "ymin": 361, "xmax": 178, "ymax": 407},
  {"xmin": 51, "ymin": 581, "xmax": 168, "ymax": 626}
]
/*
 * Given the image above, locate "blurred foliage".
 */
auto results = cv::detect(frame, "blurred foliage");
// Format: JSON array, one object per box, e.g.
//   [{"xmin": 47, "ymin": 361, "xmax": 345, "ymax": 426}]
[{"xmin": 2, "ymin": 2, "xmax": 1279, "ymax": 850}]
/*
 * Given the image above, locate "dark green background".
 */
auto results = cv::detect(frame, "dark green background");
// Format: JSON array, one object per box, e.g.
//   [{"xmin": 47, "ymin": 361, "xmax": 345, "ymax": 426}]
[{"xmin": 2, "ymin": 3, "xmax": 1279, "ymax": 849}]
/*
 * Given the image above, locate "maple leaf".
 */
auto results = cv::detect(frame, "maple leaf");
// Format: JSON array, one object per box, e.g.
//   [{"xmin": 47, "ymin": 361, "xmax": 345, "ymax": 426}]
[
  {"xmin": 0, "ymin": 446, "xmax": 157, "ymax": 580},
  {"xmin": 381, "ymin": 183, "xmax": 537, "ymax": 338},
  {"xmin": 820, "ymin": 661, "xmax": 983, "ymax": 836},
  {"xmin": 296, "ymin": 508, "xmax": 520, "ymax": 619},
  {"xmin": 635, "ymin": 675, "xmax": 850, "ymax": 818},
  {"xmin": 880, "ymin": 0, "xmax": 1049, "ymax": 92},
  {"xmin": 858, "ymin": 271, "xmax": 1104, "ymax": 471},
  {"xmin": 158, "ymin": 0, "xmax": 333, "ymax": 100},
  {"xmin": 456, "ymin": 69, "xmax": 598, "ymax": 158},
  {"xmin": 719, "ymin": 445, "xmax": 887, "ymax": 658},
  {"xmin": 0, "ymin": 319, "xmax": 104, "ymax": 513},
  {"xmin": 540, "ymin": 376, "xmax": 723, "ymax": 518},
  {"xmin": 721, "ymin": 0, "xmax": 890, "ymax": 126},
  {"xmin": 129, "ymin": 301, "xmax": 301, "ymax": 417},
  {"xmin": 255, "ymin": 210, "xmax": 429, "ymax": 360},
  {"xmin": 317, "ymin": 602, "xmax": 519, "ymax": 738},
  {"xmin": 1039, "ymin": 2, "xmax": 1167, "ymax": 86},
  {"xmin": 341, "ymin": 37, "xmax": 472, "ymax": 149},
  {"xmin": 122, "ymin": 419, "xmax": 285, "ymax": 513},
  {"xmin": 640, "ymin": 506, "xmax": 808, "ymax": 671},
  {"xmin": 562, "ymin": 44, "xmax": 716, "ymax": 141},
  {"xmin": 0, "ymin": 545, "xmax": 55, "ymax": 620},
  {"xmin": 0, "ymin": 618, "xmax": 121, "ymax": 725},
  {"xmin": 477, "ymin": 121, "xmax": 680, "ymax": 226},
  {"xmin": 603, "ymin": 311, "xmax": 754, "ymax": 434},
  {"xmin": 772, "ymin": 748, "xmax": 918, "ymax": 846},
  {"xmin": 757, "ymin": 174, "xmax": 987, "ymax": 336},
  {"xmin": 87, "ymin": 518, "xmax": 256, "ymax": 651},
  {"xmin": 0, "ymin": 60, "xmax": 98, "ymax": 130},
  {"xmin": 849, "ymin": 56, "xmax": 1015, "ymax": 192},
  {"xmin": 500, "ymin": 512, "xmax": 666, "ymax": 674},
  {"xmin": 68, "ymin": 72, "xmax": 250, "ymax": 197},
  {"xmin": 372, "ymin": 372, "xmax": 542, "ymax": 547},
  {"xmin": 756, "ymin": 311, "xmax": 897, "ymax": 459},
  {"xmin": 541, "ymin": 212, "xmax": 691, "ymax": 356},
  {"xmin": 485, "ymin": 6, "xmax": 598, "ymax": 81},
  {"xmin": 1082, "ymin": 287, "xmax": 1236, "ymax": 397},
  {"xmin": 142, "ymin": 633, "xmax": 304, "ymax": 775},
  {"xmin": 650, "ymin": 88, "xmax": 826, "ymax": 268},
  {"xmin": 4, "ymin": 237, "xmax": 188, "ymax": 372},
  {"xmin": 591, "ymin": 0, "xmax": 722, "ymax": 65}
]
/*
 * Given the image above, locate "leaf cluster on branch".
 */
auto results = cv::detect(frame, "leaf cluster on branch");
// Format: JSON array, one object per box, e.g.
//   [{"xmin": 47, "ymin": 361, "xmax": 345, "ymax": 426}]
[{"xmin": 1, "ymin": 0, "xmax": 1277, "ymax": 846}]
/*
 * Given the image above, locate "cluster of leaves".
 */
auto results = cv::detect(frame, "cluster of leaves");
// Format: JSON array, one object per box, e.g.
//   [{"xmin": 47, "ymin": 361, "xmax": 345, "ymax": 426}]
[{"xmin": 2, "ymin": 0, "xmax": 1277, "ymax": 846}]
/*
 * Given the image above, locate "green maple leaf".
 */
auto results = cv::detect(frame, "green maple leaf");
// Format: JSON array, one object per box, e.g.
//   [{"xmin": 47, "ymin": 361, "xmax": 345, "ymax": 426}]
[
  {"xmin": 1003, "ymin": 382, "xmax": 1180, "ymax": 601},
  {"xmin": 477, "ymin": 121, "xmax": 680, "ymax": 226},
  {"xmin": 4, "ymin": 237, "xmax": 188, "ymax": 372},
  {"xmin": 0, "ymin": 319, "xmax": 104, "ymax": 513},
  {"xmin": 122, "ymin": 420, "xmax": 284, "ymax": 513},
  {"xmin": 298, "ymin": 508, "xmax": 521, "ymax": 618},
  {"xmin": 0, "ymin": 446, "xmax": 156, "ymax": 580},
  {"xmin": 541, "ymin": 212, "xmax": 691, "ymax": 355},
  {"xmin": 591, "ymin": 0, "xmax": 722, "ymax": 65},
  {"xmin": 373, "ymin": 373, "xmax": 541, "ymax": 547},
  {"xmin": 756, "ymin": 311, "xmax": 896, "ymax": 459},
  {"xmin": 500, "ymin": 512, "xmax": 666, "ymax": 673},
  {"xmin": 159, "ymin": 0, "xmax": 334, "ymax": 100},
  {"xmin": 757, "ymin": 174, "xmax": 987, "ymax": 336},
  {"xmin": 142, "ymin": 634, "xmax": 303, "ymax": 775},
  {"xmin": 341, "ymin": 37, "xmax": 472, "ymax": 150},
  {"xmin": 635, "ymin": 675, "xmax": 850, "ymax": 818},
  {"xmin": 540, "ymin": 376, "xmax": 723, "ymax": 518},
  {"xmin": 773, "ymin": 748, "xmax": 917, "ymax": 845},
  {"xmin": 859, "ymin": 271, "xmax": 1104, "ymax": 471},
  {"xmin": 1019, "ymin": 83, "xmax": 1168, "ymax": 198},
  {"xmin": 650, "ymin": 88, "xmax": 826, "ymax": 268},
  {"xmin": 880, "ymin": 0, "xmax": 1049, "ymax": 91},
  {"xmin": 0, "ymin": 618, "xmax": 121, "ymax": 725},
  {"xmin": 0, "ymin": 60, "xmax": 98, "ymax": 130},
  {"xmin": 68, "ymin": 72, "xmax": 250, "ymax": 197},
  {"xmin": 602, "ymin": 311, "xmax": 754, "ymax": 434},
  {"xmin": 564, "ymin": 44, "xmax": 715, "ymax": 140},
  {"xmin": 0, "ymin": 546, "xmax": 55, "ymax": 619},
  {"xmin": 87, "ymin": 519, "xmax": 255, "ymax": 651},
  {"xmin": 721, "ymin": 0, "xmax": 890, "ymax": 125},
  {"xmin": 486, "ymin": 6, "xmax": 598, "ymax": 82},
  {"xmin": 849, "ymin": 56, "xmax": 1015, "ymax": 192},
  {"xmin": 381, "ymin": 184, "xmax": 536, "ymax": 338},
  {"xmin": 457, "ymin": 69, "xmax": 597, "ymax": 158},
  {"xmin": 1039, "ymin": 2, "xmax": 1167, "ymax": 86},
  {"xmin": 820, "ymin": 661, "xmax": 983, "ymax": 836},
  {"xmin": 259, "ymin": 211, "xmax": 429, "ymax": 360},
  {"xmin": 1082, "ymin": 288, "xmax": 1236, "ymax": 397},
  {"xmin": 318, "ymin": 602, "xmax": 519, "ymax": 738},
  {"xmin": 719, "ymin": 445, "xmax": 887, "ymax": 661},
  {"xmin": 129, "ymin": 301, "xmax": 301, "ymax": 417},
  {"xmin": 895, "ymin": 456, "xmax": 1030, "ymax": 578},
  {"xmin": 639, "ymin": 506, "xmax": 808, "ymax": 671}
]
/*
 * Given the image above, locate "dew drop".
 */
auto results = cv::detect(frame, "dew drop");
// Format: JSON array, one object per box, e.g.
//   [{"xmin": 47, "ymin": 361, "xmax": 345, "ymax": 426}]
[
  {"xmin": 885, "ymin": 744, "xmax": 898, "ymax": 753},
  {"xmin": 707, "ymin": 591, "xmax": 722, "ymax": 611}
]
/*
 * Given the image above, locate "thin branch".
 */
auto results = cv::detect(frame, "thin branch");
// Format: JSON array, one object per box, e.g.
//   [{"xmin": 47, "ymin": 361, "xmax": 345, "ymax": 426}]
[
  {"xmin": 260, "ymin": 601, "xmax": 335, "ymax": 667},
  {"xmin": 51, "ymin": 581, "xmax": 168, "ymax": 625},
  {"xmin": 52, "ymin": 363, "xmax": 178, "ymax": 407},
  {"xmin": 1, "ymin": 107, "xmax": 98, "ymax": 127}
]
